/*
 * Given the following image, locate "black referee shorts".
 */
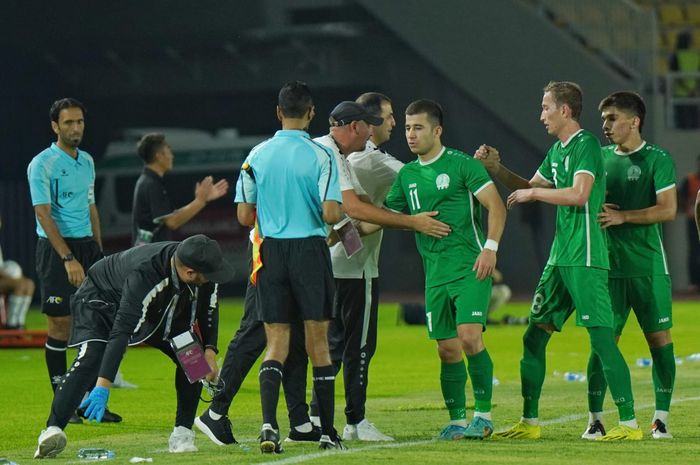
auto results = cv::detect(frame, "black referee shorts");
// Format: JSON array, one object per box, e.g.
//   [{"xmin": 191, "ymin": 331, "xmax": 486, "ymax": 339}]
[
  {"xmin": 256, "ymin": 237, "xmax": 335, "ymax": 323},
  {"xmin": 36, "ymin": 237, "xmax": 102, "ymax": 317}
]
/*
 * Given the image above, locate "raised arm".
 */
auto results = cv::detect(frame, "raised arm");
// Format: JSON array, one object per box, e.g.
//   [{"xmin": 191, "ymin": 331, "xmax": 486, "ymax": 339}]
[
  {"xmin": 475, "ymin": 144, "xmax": 550, "ymax": 191},
  {"xmin": 162, "ymin": 177, "xmax": 229, "ymax": 230}
]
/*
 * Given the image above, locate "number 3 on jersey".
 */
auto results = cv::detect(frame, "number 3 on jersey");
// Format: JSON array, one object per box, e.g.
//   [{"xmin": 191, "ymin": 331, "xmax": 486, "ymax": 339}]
[{"xmin": 409, "ymin": 184, "xmax": 421, "ymax": 210}]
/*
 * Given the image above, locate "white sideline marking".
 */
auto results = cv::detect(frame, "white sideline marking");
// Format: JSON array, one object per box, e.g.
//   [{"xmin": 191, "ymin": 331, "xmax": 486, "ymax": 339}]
[
  {"xmin": 259, "ymin": 440, "xmax": 434, "ymax": 465},
  {"xmin": 259, "ymin": 396, "xmax": 700, "ymax": 465}
]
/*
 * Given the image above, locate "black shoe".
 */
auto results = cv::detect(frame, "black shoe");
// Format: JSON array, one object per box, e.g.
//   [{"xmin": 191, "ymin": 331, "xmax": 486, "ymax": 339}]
[
  {"xmin": 77, "ymin": 407, "xmax": 122, "ymax": 423},
  {"xmin": 319, "ymin": 432, "xmax": 347, "ymax": 450},
  {"xmin": 286, "ymin": 425, "xmax": 322, "ymax": 443},
  {"xmin": 68, "ymin": 412, "xmax": 83, "ymax": 424},
  {"xmin": 194, "ymin": 410, "xmax": 237, "ymax": 445},
  {"xmin": 260, "ymin": 427, "xmax": 283, "ymax": 454}
]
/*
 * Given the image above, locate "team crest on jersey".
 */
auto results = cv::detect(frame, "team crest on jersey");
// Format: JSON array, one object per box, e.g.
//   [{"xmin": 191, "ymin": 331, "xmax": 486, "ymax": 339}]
[
  {"xmin": 627, "ymin": 165, "xmax": 641, "ymax": 181},
  {"xmin": 436, "ymin": 174, "xmax": 450, "ymax": 190}
]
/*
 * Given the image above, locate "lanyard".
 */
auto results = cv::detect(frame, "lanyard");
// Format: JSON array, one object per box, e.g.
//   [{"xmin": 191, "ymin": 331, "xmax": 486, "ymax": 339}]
[{"xmin": 163, "ymin": 257, "xmax": 199, "ymax": 340}]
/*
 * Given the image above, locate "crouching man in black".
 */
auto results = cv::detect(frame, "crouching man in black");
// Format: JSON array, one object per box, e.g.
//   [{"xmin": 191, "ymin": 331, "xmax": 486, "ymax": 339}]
[{"xmin": 34, "ymin": 234, "xmax": 236, "ymax": 459}]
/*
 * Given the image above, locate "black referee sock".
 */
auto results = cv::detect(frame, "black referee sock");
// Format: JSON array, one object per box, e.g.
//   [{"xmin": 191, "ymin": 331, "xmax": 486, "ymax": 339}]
[
  {"xmin": 312, "ymin": 365, "xmax": 336, "ymax": 437},
  {"xmin": 45, "ymin": 337, "xmax": 67, "ymax": 392},
  {"xmin": 259, "ymin": 360, "xmax": 284, "ymax": 430}
]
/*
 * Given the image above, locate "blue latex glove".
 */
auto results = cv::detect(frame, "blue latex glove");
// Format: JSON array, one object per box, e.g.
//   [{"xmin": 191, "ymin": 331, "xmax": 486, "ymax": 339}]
[{"xmin": 79, "ymin": 386, "xmax": 110, "ymax": 422}]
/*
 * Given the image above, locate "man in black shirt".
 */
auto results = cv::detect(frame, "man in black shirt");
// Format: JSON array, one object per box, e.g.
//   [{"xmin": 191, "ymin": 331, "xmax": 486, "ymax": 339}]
[
  {"xmin": 131, "ymin": 133, "xmax": 229, "ymax": 245},
  {"xmin": 34, "ymin": 234, "xmax": 236, "ymax": 459}
]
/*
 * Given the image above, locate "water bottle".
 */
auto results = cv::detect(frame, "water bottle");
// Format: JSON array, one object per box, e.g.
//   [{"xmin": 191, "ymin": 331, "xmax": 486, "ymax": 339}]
[
  {"xmin": 77, "ymin": 448, "xmax": 115, "ymax": 460},
  {"xmin": 563, "ymin": 372, "xmax": 586, "ymax": 382},
  {"xmin": 0, "ymin": 458, "xmax": 19, "ymax": 465},
  {"xmin": 636, "ymin": 357, "xmax": 652, "ymax": 367},
  {"xmin": 492, "ymin": 377, "xmax": 500, "ymax": 386},
  {"xmin": 675, "ymin": 356, "xmax": 684, "ymax": 365},
  {"xmin": 686, "ymin": 353, "xmax": 700, "ymax": 361}
]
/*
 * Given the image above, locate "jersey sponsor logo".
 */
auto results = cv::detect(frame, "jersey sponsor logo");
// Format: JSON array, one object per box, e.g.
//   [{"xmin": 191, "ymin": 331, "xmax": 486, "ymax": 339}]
[
  {"xmin": 658, "ymin": 316, "xmax": 670, "ymax": 323},
  {"xmin": 46, "ymin": 296, "xmax": 63, "ymax": 304},
  {"xmin": 581, "ymin": 314, "xmax": 590, "ymax": 320},
  {"xmin": 531, "ymin": 293, "xmax": 544, "ymax": 314},
  {"xmin": 627, "ymin": 165, "xmax": 641, "ymax": 181},
  {"xmin": 471, "ymin": 311, "xmax": 483, "ymax": 316},
  {"xmin": 436, "ymin": 173, "xmax": 450, "ymax": 190}
]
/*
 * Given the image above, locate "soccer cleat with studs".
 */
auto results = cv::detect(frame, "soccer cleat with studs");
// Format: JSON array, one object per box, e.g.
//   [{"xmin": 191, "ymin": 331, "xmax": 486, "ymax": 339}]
[
  {"xmin": 492, "ymin": 421, "xmax": 541, "ymax": 439},
  {"xmin": 651, "ymin": 419, "xmax": 673, "ymax": 439},
  {"xmin": 260, "ymin": 426, "xmax": 283, "ymax": 454},
  {"xmin": 581, "ymin": 419, "xmax": 606, "ymax": 440},
  {"xmin": 595, "ymin": 424, "xmax": 643, "ymax": 441}
]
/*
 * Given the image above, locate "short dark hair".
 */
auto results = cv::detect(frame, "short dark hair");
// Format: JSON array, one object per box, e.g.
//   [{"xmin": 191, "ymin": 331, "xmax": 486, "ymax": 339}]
[
  {"xmin": 598, "ymin": 91, "xmax": 647, "ymax": 133},
  {"xmin": 50, "ymin": 98, "xmax": 86, "ymax": 123},
  {"xmin": 278, "ymin": 81, "xmax": 313, "ymax": 118},
  {"xmin": 137, "ymin": 133, "xmax": 167, "ymax": 164},
  {"xmin": 356, "ymin": 92, "xmax": 392, "ymax": 118},
  {"xmin": 543, "ymin": 81, "xmax": 583, "ymax": 121},
  {"xmin": 405, "ymin": 99, "xmax": 443, "ymax": 128}
]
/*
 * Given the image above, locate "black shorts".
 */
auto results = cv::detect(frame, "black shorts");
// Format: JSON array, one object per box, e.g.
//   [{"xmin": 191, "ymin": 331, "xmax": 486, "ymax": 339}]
[
  {"xmin": 36, "ymin": 237, "xmax": 103, "ymax": 317},
  {"xmin": 256, "ymin": 237, "xmax": 334, "ymax": 324}
]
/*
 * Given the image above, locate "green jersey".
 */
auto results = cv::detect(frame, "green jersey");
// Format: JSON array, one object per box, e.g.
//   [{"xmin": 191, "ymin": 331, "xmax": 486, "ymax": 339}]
[
  {"xmin": 384, "ymin": 147, "xmax": 493, "ymax": 287},
  {"xmin": 537, "ymin": 129, "xmax": 609, "ymax": 269},
  {"xmin": 602, "ymin": 142, "xmax": 676, "ymax": 278}
]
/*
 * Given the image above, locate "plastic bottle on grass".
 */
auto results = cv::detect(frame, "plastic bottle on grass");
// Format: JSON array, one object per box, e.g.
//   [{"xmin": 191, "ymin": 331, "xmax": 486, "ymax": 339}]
[
  {"xmin": 77, "ymin": 448, "xmax": 115, "ymax": 460},
  {"xmin": 564, "ymin": 372, "xmax": 586, "ymax": 382}
]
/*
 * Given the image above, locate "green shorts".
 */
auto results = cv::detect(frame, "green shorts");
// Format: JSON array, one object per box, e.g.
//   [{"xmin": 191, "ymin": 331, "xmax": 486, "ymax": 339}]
[
  {"xmin": 608, "ymin": 275, "xmax": 672, "ymax": 335},
  {"xmin": 424, "ymin": 273, "xmax": 491, "ymax": 340},
  {"xmin": 529, "ymin": 265, "xmax": 613, "ymax": 331}
]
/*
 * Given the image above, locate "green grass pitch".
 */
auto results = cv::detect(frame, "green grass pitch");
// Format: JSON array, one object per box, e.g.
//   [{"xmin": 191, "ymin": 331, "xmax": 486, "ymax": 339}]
[{"xmin": 1, "ymin": 299, "xmax": 699, "ymax": 464}]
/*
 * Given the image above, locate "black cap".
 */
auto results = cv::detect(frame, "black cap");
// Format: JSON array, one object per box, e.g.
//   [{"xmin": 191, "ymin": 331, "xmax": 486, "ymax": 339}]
[
  {"xmin": 329, "ymin": 101, "xmax": 383, "ymax": 127},
  {"xmin": 176, "ymin": 234, "xmax": 236, "ymax": 284}
]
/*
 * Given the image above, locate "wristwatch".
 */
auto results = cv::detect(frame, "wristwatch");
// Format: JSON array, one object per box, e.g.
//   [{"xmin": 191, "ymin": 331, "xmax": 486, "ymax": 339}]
[{"xmin": 62, "ymin": 254, "xmax": 75, "ymax": 262}]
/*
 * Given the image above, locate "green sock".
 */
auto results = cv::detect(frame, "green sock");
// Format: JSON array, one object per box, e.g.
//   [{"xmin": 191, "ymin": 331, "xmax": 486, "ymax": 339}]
[
  {"xmin": 587, "ymin": 326, "xmax": 635, "ymax": 421},
  {"xmin": 650, "ymin": 343, "xmax": 675, "ymax": 411},
  {"xmin": 467, "ymin": 349, "xmax": 493, "ymax": 413},
  {"xmin": 586, "ymin": 351, "xmax": 607, "ymax": 413},
  {"xmin": 521, "ymin": 325, "xmax": 551, "ymax": 419},
  {"xmin": 440, "ymin": 360, "xmax": 467, "ymax": 421}
]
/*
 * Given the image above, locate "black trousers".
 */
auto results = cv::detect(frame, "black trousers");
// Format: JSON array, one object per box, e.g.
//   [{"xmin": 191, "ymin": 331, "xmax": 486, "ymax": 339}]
[
  {"xmin": 211, "ymin": 278, "xmax": 310, "ymax": 427},
  {"xmin": 47, "ymin": 338, "xmax": 202, "ymax": 430},
  {"xmin": 688, "ymin": 219, "xmax": 700, "ymax": 286},
  {"xmin": 313, "ymin": 277, "xmax": 379, "ymax": 425}
]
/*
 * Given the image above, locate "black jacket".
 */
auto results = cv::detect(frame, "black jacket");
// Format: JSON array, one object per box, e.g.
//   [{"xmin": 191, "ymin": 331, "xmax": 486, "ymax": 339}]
[{"xmin": 70, "ymin": 241, "xmax": 219, "ymax": 382}]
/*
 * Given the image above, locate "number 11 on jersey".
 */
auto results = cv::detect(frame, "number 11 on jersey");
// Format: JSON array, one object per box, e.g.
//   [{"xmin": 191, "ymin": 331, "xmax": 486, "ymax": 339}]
[{"xmin": 409, "ymin": 184, "xmax": 421, "ymax": 210}]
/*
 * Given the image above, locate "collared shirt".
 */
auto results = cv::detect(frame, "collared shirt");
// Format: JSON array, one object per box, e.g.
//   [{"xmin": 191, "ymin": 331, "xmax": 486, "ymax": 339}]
[
  {"xmin": 27, "ymin": 143, "xmax": 96, "ymax": 238},
  {"xmin": 330, "ymin": 140, "xmax": 403, "ymax": 279},
  {"xmin": 314, "ymin": 134, "xmax": 367, "ymax": 196},
  {"xmin": 235, "ymin": 129, "xmax": 342, "ymax": 239},
  {"xmin": 131, "ymin": 167, "xmax": 174, "ymax": 244}
]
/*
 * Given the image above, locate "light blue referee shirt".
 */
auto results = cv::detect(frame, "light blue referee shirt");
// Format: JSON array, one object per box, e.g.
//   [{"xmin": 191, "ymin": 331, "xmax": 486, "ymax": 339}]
[
  {"xmin": 27, "ymin": 143, "xmax": 96, "ymax": 238},
  {"xmin": 235, "ymin": 130, "xmax": 342, "ymax": 239}
]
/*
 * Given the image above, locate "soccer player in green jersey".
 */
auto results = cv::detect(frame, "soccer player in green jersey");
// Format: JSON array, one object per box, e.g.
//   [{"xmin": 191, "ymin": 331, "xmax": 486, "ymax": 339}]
[
  {"xmin": 384, "ymin": 99, "xmax": 506, "ymax": 440},
  {"xmin": 477, "ymin": 81, "xmax": 641, "ymax": 441},
  {"xmin": 581, "ymin": 91, "xmax": 677, "ymax": 440}
]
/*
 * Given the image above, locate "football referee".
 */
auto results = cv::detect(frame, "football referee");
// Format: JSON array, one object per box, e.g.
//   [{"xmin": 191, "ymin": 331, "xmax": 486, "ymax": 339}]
[{"xmin": 235, "ymin": 81, "xmax": 344, "ymax": 453}]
